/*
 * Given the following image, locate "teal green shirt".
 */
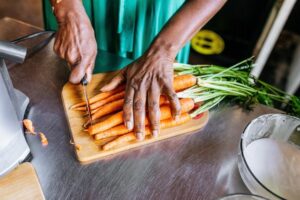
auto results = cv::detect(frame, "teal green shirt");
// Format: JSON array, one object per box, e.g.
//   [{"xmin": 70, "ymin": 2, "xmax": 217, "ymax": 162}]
[{"xmin": 43, "ymin": 0, "xmax": 190, "ymax": 72}]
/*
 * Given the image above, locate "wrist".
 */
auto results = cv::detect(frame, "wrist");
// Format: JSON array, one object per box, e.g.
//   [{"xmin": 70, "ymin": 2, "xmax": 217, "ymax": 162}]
[
  {"xmin": 148, "ymin": 38, "xmax": 180, "ymax": 61},
  {"xmin": 53, "ymin": 0, "xmax": 84, "ymax": 23}
]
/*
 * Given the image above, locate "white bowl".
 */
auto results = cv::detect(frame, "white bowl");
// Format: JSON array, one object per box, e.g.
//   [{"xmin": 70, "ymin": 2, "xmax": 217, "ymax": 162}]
[{"xmin": 238, "ymin": 114, "xmax": 300, "ymax": 200}]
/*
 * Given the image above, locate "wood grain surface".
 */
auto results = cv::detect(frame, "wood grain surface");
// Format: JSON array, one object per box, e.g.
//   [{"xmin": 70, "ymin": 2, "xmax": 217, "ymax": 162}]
[
  {"xmin": 62, "ymin": 73, "xmax": 209, "ymax": 164},
  {"xmin": 0, "ymin": 163, "xmax": 45, "ymax": 200}
]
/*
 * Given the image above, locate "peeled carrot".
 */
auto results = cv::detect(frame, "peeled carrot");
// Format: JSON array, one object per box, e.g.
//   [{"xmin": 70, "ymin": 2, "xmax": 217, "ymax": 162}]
[
  {"xmin": 72, "ymin": 74, "xmax": 196, "ymax": 110},
  {"xmin": 86, "ymin": 95, "xmax": 168, "ymax": 127},
  {"xmin": 92, "ymin": 99, "xmax": 124, "ymax": 120},
  {"xmin": 87, "ymin": 74, "xmax": 196, "ymax": 122},
  {"xmin": 72, "ymin": 107, "xmax": 87, "ymax": 111},
  {"xmin": 90, "ymin": 91, "xmax": 125, "ymax": 110},
  {"xmin": 89, "ymin": 98, "xmax": 194, "ymax": 135},
  {"xmin": 102, "ymin": 113, "xmax": 191, "ymax": 150},
  {"xmin": 83, "ymin": 99, "xmax": 125, "ymax": 128},
  {"xmin": 91, "ymin": 108, "xmax": 99, "ymax": 114},
  {"xmin": 76, "ymin": 91, "xmax": 125, "ymax": 111},
  {"xmin": 173, "ymin": 74, "xmax": 197, "ymax": 91},
  {"xmin": 94, "ymin": 96, "xmax": 189, "ymax": 140},
  {"xmin": 70, "ymin": 85, "xmax": 125, "ymax": 109}
]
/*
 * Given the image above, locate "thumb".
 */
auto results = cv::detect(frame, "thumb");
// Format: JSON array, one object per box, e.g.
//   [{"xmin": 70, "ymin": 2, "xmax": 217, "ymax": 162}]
[
  {"xmin": 100, "ymin": 72, "xmax": 125, "ymax": 92},
  {"xmin": 69, "ymin": 61, "xmax": 87, "ymax": 84}
]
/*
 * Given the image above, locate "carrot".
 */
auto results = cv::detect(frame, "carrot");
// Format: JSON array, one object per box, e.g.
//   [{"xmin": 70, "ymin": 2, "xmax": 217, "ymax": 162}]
[
  {"xmin": 86, "ymin": 95, "xmax": 168, "ymax": 127},
  {"xmin": 83, "ymin": 108, "xmax": 99, "ymax": 117},
  {"xmin": 173, "ymin": 74, "xmax": 197, "ymax": 91},
  {"xmin": 23, "ymin": 119, "xmax": 36, "ymax": 135},
  {"xmin": 72, "ymin": 107, "xmax": 87, "ymax": 111},
  {"xmin": 39, "ymin": 132, "xmax": 48, "ymax": 146},
  {"xmin": 91, "ymin": 91, "xmax": 125, "ymax": 110},
  {"xmin": 76, "ymin": 91, "xmax": 125, "ymax": 111},
  {"xmin": 70, "ymin": 85, "xmax": 125, "ymax": 109},
  {"xmin": 102, "ymin": 113, "xmax": 191, "ymax": 150},
  {"xmin": 89, "ymin": 98, "xmax": 194, "ymax": 135},
  {"xmin": 94, "ymin": 96, "xmax": 178, "ymax": 140},
  {"xmin": 91, "ymin": 108, "xmax": 99, "ymax": 114},
  {"xmin": 72, "ymin": 74, "xmax": 195, "ymax": 110}
]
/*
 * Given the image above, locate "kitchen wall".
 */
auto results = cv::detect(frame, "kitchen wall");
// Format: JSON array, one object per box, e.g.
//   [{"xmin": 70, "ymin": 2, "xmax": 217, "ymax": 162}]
[{"xmin": 0, "ymin": 0, "xmax": 43, "ymax": 28}]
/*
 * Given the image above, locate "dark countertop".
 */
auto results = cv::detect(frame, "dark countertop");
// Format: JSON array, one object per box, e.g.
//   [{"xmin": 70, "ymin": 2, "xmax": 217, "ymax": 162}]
[{"xmin": 1, "ymin": 18, "xmax": 280, "ymax": 200}]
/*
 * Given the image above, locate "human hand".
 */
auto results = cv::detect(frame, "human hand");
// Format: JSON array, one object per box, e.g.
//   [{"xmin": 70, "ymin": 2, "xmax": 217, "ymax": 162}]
[
  {"xmin": 53, "ymin": 0, "xmax": 97, "ymax": 83},
  {"xmin": 101, "ymin": 46, "xmax": 181, "ymax": 140}
]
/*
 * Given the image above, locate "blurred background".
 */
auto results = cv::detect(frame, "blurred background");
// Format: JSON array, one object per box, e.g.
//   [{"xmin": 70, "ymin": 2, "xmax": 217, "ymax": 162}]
[{"xmin": 0, "ymin": 0, "xmax": 299, "ymax": 96}]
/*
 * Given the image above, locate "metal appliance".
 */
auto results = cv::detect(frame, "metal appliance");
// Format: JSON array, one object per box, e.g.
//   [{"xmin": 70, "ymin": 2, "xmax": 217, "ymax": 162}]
[{"xmin": 0, "ymin": 40, "xmax": 30, "ymax": 177}]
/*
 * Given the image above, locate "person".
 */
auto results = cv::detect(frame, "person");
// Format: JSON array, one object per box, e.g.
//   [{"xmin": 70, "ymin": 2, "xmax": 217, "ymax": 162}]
[{"xmin": 47, "ymin": 0, "xmax": 226, "ymax": 140}]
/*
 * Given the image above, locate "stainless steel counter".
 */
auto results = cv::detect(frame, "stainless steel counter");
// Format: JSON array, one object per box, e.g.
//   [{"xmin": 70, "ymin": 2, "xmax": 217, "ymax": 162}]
[{"xmin": 1, "ymin": 18, "xmax": 281, "ymax": 200}]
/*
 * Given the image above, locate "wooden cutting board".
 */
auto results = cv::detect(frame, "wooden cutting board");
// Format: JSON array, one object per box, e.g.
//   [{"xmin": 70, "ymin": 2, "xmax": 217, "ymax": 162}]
[
  {"xmin": 62, "ymin": 73, "xmax": 209, "ymax": 164},
  {"xmin": 0, "ymin": 163, "xmax": 45, "ymax": 200}
]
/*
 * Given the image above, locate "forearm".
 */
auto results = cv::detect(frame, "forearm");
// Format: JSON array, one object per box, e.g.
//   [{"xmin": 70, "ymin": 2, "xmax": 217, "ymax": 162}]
[{"xmin": 150, "ymin": 0, "xmax": 226, "ymax": 59}]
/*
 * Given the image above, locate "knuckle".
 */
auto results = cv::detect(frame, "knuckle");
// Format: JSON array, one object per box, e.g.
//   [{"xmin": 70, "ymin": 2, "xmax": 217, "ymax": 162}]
[
  {"xmin": 168, "ymin": 92, "xmax": 178, "ymax": 101},
  {"xmin": 122, "ymin": 110, "xmax": 131, "ymax": 120},
  {"xmin": 134, "ymin": 100, "xmax": 144, "ymax": 111},
  {"xmin": 135, "ymin": 123, "xmax": 144, "ymax": 131},
  {"xmin": 124, "ymin": 97, "xmax": 133, "ymax": 105},
  {"xmin": 148, "ymin": 100, "xmax": 159, "ymax": 110},
  {"xmin": 151, "ymin": 120, "xmax": 160, "ymax": 129},
  {"xmin": 129, "ymin": 82, "xmax": 138, "ymax": 90},
  {"xmin": 174, "ymin": 104, "xmax": 181, "ymax": 114}
]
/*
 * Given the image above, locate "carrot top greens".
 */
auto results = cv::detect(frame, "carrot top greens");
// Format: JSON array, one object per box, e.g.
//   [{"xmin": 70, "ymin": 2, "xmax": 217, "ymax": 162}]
[{"xmin": 174, "ymin": 57, "xmax": 300, "ymax": 117}]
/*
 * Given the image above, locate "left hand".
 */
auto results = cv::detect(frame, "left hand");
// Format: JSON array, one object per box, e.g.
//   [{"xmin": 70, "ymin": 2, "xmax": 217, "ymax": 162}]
[{"xmin": 101, "ymin": 47, "xmax": 181, "ymax": 140}]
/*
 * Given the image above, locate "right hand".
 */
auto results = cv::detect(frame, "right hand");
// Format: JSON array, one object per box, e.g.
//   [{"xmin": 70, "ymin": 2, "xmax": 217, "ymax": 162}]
[{"xmin": 53, "ymin": 0, "xmax": 97, "ymax": 84}]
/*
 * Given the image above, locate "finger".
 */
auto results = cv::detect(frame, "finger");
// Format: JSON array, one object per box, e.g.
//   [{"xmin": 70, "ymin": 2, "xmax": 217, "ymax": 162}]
[
  {"xmin": 147, "ymin": 81, "xmax": 161, "ymax": 137},
  {"xmin": 123, "ymin": 82, "xmax": 135, "ymax": 131},
  {"xmin": 54, "ymin": 31, "xmax": 62, "ymax": 54},
  {"xmin": 85, "ymin": 53, "xmax": 96, "ymax": 82},
  {"xmin": 66, "ymin": 46, "xmax": 81, "ymax": 66},
  {"xmin": 133, "ymin": 85, "xmax": 147, "ymax": 141},
  {"xmin": 100, "ymin": 72, "xmax": 125, "ymax": 92},
  {"xmin": 69, "ymin": 58, "xmax": 89, "ymax": 84},
  {"xmin": 163, "ymin": 83, "xmax": 181, "ymax": 120},
  {"xmin": 58, "ymin": 30, "xmax": 68, "ymax": 59}
]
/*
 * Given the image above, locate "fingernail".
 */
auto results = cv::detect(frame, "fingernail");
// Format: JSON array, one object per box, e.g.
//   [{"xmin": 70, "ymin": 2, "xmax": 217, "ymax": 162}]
[
  {"xmin": 125, "ymin": 121, "xmax": 133, "ymax": 130},
  {"xmin": 152, "ymin": 130, "xmax": 158, "ymax": 137},
  {"xmin": 136, "ymin": 132, "xmax": 144, "ymax": 141},
  {"xmin": 175, "ymin": 115, "xmax": 180, "ymax": 121}
]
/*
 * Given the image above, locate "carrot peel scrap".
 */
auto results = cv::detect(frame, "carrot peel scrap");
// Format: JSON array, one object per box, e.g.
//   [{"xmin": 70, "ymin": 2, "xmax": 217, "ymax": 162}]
[
  {"xmin": 23, "ymin": 119, "xmax": 36, "ymax": 135},
  {"xmin": 39, "ymin": 132, "xmax": 48, "ymax": 146},
  {"xmin": 70, "ymin": 140, "xmax": 82, "ymax": 151}
]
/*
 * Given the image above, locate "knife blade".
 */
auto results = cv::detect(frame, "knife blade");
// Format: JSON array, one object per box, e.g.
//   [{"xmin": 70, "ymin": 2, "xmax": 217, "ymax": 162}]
[{"xmin": 81, "ymin": 74, "xmax": 93, "ymax": 127}]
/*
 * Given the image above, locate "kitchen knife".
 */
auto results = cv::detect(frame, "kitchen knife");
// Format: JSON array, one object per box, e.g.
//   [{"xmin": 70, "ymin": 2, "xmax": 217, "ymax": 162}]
[{"xmin": 81, "ymin": 74, "xmax": 93, "ymax": 127}]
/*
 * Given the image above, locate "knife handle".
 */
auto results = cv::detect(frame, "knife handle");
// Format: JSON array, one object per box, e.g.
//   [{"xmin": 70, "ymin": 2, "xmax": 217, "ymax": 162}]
[{"xmin": 81, "ymin": 74, "xmax": 88, "ymax": 86}]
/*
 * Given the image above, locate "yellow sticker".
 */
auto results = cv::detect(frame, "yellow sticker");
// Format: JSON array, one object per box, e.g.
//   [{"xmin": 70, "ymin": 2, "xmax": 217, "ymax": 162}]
[{"xmin": 191, "ymin": 30, "xmax": 225, "ymax": 55}]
